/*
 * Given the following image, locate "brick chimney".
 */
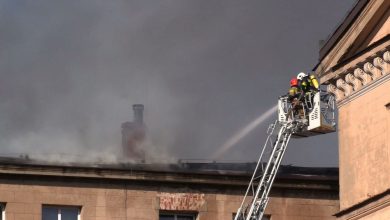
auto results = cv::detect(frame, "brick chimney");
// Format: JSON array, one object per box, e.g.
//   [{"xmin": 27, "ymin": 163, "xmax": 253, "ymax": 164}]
[{"xmin": 121, "ymin": 104, "xmax": 146, "ymax": 161}]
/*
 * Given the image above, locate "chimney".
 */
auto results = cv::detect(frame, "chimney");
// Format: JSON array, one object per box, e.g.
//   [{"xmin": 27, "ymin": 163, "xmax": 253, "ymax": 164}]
[
  {"xmin": 121, "ymin": 104, "xmax": 146, "ymax": 162},
  {"xmin": 133, "ymin": 104, "xmax": 144, "ymax": 124}
]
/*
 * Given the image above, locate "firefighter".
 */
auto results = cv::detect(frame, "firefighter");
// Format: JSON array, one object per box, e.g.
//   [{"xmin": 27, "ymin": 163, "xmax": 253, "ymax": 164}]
[
  {"xmin": 287, "ymin": 77, "xmax": 304, "ymax": 120},
  {"xmin": 297, "ymin": 72, "xmax": 319, "ymax": 93},
  {"xmin": 288, "ymin": 77, "xmax": 300, "ymax": 102},
  {"xmin": 297, "ymin": 72, "xmax": 319, "ymax": 111}
]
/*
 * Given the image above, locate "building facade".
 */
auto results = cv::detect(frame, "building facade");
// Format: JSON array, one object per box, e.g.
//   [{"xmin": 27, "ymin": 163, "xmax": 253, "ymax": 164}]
[
  {"xmin": 0, "ymin": 158, "xmax": 338, "ymax": 220},
  {"xmin": 315, "ymin": 0, "xmax": 390, "ymax": 219}
]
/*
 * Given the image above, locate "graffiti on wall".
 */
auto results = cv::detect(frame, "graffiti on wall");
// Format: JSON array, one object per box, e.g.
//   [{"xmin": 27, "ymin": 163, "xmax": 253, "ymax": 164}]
[{"xmin": 158, "ymin": 192, "xmax": 205, "ymax": 211}]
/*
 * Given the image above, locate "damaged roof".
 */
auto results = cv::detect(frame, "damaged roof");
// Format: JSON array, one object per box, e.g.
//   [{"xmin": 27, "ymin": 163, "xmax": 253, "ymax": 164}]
[{"xmin": 0, "ymin": 156, "xmax": 338, "ymax": 185}]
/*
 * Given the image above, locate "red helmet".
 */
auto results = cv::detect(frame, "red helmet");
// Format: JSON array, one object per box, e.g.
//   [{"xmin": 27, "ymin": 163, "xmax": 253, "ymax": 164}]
[{"xmin": 290, "ymin": 77, "xmax": 298, "ymax": 86}]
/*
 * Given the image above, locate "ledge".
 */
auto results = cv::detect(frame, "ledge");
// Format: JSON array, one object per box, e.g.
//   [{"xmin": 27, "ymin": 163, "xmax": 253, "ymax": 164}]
[
  {"xmin": 335, "ymin": 189, "xmax": 390, "ymax": 219},
  {"xmin": 0, "ymin": 156, "xmax": 338, "ymax": 191}
]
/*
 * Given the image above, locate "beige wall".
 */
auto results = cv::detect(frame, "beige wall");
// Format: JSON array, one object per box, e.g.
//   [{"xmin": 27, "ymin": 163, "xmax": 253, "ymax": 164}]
[
  {"xmin": 338, "ymin": 79, "xmax": 390, "ymax": 210},
  {"xmin": 0, "ymin": 182, "xmax": 135, "ymax": 220},
  {"xmin": 266, "ymin": 197, "xmax": 339, "ymax": 220},
  {"xmin": 0, "ymin": 181, "xmax": 339, "ymax": 220}
]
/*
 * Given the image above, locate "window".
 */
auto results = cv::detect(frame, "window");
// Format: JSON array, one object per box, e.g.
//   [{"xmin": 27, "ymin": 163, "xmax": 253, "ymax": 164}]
[
  {"xmin": 42, "ymin": 205, "xmax": 80, "ymax": 220},
  {"xmin": 263, "ymin": 215, "xmax": 271, "ymax": 220},
  {"xmin": 0, "ymin": 203, "xmax": 5, "ymax": 220},
  {"xmin": 159, "ymin": 213, "xmax": 196, "ymax": 220}
]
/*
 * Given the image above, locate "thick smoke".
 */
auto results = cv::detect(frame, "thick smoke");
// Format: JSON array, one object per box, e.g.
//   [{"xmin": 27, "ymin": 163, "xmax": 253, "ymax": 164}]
[{"xmin": 0, "ymin": 0, "xmax": 354, "ymax": 165}]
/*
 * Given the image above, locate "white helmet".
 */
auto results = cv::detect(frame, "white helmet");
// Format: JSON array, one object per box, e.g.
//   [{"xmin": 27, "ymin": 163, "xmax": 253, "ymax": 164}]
[{"xmin": 297, "ymin": 72, "xmax": 307, "ymax": 80}]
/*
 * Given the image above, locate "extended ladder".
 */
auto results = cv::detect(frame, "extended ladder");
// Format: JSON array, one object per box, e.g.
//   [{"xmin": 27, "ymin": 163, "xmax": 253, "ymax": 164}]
[
  {"xmin": 234, "ymin": 120, "xmax": 299, "ymax": 220},
  {"xmin": 234, "ymin": 91, "xmax": 336, "ymax": 220}
]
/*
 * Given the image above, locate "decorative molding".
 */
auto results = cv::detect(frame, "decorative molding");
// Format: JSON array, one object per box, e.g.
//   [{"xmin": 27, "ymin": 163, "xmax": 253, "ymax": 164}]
[
  {"xmin": 354, "ymin": 68, "xmax": 372, "ymax": 85},
  {"xmin": 373, "ymin": 57, "xmax": 390, "ymax": 75},
  {"xmin": 363, "ymin": 62, "xmax": 382, "ymax": 80},
  {"xmin": 336, "ymin": 78, "xmax": 353, "ymax": 97},
  {"xmin": 316, "ymin": 0, "xmax": 383, "ymax": 80},
  {"xmin": 319, "ymin": 41, "xmax": 390, "ymax": 84},
  {"xmin": 384, "ymin": 51, "xmax": 390, "ymax": 62},
  {"xmin": 345, "ymin": 73, "xmax": 362, "ymax": 91},
  {"xmin": 327, "ymin": 84, "xmax": 345, "ymax": 101},
  {"xmin": 327, "ymin": 50, "xmax": 390, "ymax": 104},
  {"xmin": 338, "ymin": 74, "xmax": 390, "ymax": 107}
]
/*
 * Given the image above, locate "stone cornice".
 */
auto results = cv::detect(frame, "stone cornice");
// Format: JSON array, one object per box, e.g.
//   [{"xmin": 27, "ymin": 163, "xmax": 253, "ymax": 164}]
[
  {"xmin": 320, "ymin": 39, "xmax": 390, "ymax": 83},
  {"xmin": 316, "ymin": 0, "xmax": 387, "ymax": 78},
  {"xmin": 326, "ymin": 50, "xmax": 390, "ymax": 107}
]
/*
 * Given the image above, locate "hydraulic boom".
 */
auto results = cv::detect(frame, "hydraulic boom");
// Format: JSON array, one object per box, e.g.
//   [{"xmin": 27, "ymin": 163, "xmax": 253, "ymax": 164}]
[{"xmin": 234, "ymin": 90, "xmax": 336, "ymax": 220}]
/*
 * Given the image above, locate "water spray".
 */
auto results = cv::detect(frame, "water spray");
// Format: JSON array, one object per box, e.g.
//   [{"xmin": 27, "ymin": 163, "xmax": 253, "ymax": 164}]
[{"xmin": 212, "ymin": 104, "xmax": 278, "ymax": 159}]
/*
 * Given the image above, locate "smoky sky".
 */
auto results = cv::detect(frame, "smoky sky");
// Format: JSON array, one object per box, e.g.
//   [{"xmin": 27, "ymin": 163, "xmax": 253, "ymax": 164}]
[{"xmin": 0, "ymin": 0, "xmax": 355, "ymax": 166}]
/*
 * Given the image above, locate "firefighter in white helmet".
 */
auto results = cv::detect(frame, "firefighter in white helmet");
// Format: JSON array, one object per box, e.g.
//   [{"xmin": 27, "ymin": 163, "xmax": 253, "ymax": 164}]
[
  {"xmin": 297, "ymin": 72, "xmax": 319, "ymax": 113},
  {"xmin": 297, "ymin": 72, "xmax": 319, "ymax": 93}
]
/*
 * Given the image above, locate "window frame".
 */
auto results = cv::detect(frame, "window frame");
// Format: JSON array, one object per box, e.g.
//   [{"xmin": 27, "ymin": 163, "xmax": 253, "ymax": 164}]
[
  {"xmin": 42, "ymin": 205, "xmax": 81, "ymax": 220},
  {"xmin": 159, "ymin": 211, "xmax": 197, "ymax": 220}
]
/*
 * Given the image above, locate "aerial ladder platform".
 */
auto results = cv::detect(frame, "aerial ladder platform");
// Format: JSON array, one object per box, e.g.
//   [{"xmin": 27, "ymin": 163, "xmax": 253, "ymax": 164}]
[{"xmin": 234, "ymin": 90, "xmax": 336, "ymax": 220}]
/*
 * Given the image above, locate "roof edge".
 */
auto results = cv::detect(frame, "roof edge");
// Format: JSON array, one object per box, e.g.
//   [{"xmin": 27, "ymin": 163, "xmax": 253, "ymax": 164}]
[{"xmin": 316, "ymin": 0, "xmax": 369, "ymax": 67}]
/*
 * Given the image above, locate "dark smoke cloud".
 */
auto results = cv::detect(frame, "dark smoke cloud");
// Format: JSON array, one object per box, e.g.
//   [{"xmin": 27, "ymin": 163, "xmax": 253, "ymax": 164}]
[{"xmin": 0, "ymin": 0, "xmax": 355, "ymax": 165}]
